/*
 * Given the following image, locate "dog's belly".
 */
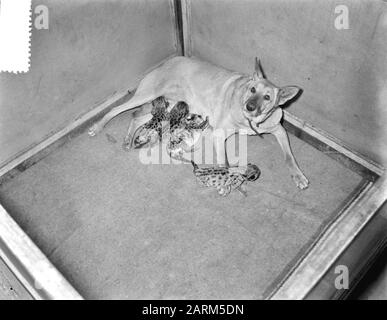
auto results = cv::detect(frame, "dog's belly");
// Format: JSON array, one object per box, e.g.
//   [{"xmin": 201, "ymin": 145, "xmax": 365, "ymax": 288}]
[
  {"xmin": 161, "ymin": 56, "xmax": 242, "ymax": 102},
  {"xmin": 163, "ymin": 80, "xmax": 244, "ymax": 127}
]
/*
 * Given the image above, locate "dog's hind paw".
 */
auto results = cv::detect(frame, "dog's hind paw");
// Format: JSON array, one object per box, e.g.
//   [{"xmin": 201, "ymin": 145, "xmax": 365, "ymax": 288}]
[
  {"xmin": 292, "ymin": 172, "xmax": 309, "ymax": 190},
  {"xmin": 122, "ymin": 141, "xmax": 132, "ymax": 152},
  {"xmin": 88, "ymin": 124, "xmax": 101, "ymax": 137}
]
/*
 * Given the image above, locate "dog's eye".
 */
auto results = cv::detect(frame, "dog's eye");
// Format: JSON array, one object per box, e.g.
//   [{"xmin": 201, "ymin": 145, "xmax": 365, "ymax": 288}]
[
  {"xmin": 250, "ymin": 87, "xmax": 256, "ymax": 94},
  {"xmin": 264, "ymin": 94, "xmax": 271, "ymax": 100}
]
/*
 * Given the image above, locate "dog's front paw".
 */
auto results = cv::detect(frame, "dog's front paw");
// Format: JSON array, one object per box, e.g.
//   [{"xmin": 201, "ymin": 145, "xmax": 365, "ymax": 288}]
[
  {"xmin": 292, "ymin": 172, "xmax": 309, "ymax": 190},
  {"xmin": 88, "ymin": 124, "xmax": 101, "ymax": 137}
]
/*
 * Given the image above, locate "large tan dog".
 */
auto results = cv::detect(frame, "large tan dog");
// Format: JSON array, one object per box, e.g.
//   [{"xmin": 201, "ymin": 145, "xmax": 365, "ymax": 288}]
[{"xmin": 88, "ymin": 56, "xmax": 309, "ymax": 189}]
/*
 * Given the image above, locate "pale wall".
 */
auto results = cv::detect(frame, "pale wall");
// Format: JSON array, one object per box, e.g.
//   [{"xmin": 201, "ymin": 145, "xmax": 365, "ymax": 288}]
[
  {"xmin": 0, "ymin": 0, "xmax": 178, "ymax": 166},
  {"xmin": 188, "ymin": 0, "xmax": 387, "ymax": 164}
]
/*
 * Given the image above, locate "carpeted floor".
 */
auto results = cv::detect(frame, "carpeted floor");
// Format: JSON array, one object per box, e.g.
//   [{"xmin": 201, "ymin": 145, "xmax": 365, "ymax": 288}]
[{"xmin": 0, "ymin": 113, "xmax": 362, "ymax": 299}]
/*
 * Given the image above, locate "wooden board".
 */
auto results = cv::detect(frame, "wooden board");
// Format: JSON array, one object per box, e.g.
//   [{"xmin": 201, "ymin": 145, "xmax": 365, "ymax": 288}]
[
  {"xmin": 0, "ymin": 204, "xmax": 83, "ymax": 300},
  {"xmin": 268, "ymin": 176, "xmax": 387, "ymax": 299},
  {"xmin": 0, "ymin": 52, "xmax": 179, "ymax": 300}
]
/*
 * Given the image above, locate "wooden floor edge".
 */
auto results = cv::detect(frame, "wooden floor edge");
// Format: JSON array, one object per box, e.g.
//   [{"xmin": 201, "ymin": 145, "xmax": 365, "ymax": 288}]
[
  {"xmin": 263, "ymin": 177, "xmax": 371, "ymax": 299},
  {"xmin": 268, "ymin": 176, "xmax": 387, "ymax": 300},
  {"xmin": 283, "ymin": 111, "xmax": 385, "ymax": 178},
  {"xmin": 0, "ymin": 205, "xmax": 83, "ymax": 300},
  {"xmin": 0, "ymin": 89, "xmax": 133, "ymax": 299},
  {"xmin": 0, "ymin": 90, "xmax": 130, "ymax": 181}
]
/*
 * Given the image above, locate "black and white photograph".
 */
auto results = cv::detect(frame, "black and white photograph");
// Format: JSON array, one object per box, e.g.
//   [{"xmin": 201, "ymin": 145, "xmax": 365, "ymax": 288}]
[{"xmin": 0, "ymin": 0, "xmax": 386, "ymax": 305}]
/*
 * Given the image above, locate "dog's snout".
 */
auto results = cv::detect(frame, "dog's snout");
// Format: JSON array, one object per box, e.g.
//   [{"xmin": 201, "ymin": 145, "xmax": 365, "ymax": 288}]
[{"xmin": 246, "ymin": 102, "xmax": 256, "ymax": 112}]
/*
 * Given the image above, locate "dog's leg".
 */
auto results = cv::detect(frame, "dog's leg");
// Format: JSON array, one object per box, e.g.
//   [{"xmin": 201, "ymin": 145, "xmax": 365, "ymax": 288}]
[
  {"xmin": 88, "ymin": 90, "xmax": 156, "ymax": 137},
  {"xmin": 88, "ymin": 69, "xmax": 164, "ymax": 136},
  {"xmin": 122, "ymin": 106, "xmax": 153, "ymax": 151},
  {"xmin": 271, "ymin": 124, "xmax": 309, "ymax": 189}
]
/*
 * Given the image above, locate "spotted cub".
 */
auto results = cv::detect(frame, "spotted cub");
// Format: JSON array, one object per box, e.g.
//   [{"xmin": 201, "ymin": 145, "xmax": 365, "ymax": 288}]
[
  {"xmin": 132, "ymin": 96, "xmax": 169, "ymax": 148},
  {"xmin": 166, "ymin": 101, "xmax": 209, "ymax": 162},
  {"xmin": 191, "ymin": 161, "xmax": 260, "ymax": 196}
]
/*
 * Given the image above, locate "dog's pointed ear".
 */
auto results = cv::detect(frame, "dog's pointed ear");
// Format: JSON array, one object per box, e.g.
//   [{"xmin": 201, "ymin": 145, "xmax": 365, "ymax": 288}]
[
  {"xmin": 278, "ymin": 86, "xmax": 301, "ymax": 105},
  {"xmin": 254, "ymin": 57, "xmax": 265, "ymax": 79}
]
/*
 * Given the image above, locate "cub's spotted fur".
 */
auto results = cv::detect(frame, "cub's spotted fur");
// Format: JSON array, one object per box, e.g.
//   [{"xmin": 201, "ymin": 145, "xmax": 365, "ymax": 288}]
[
  {"xmin": 132, "ymin": 99, "xmax": 208, "ymax": 161},
  {"xmin": 166, "ymin": 101, "xmax": 209, "ymax": 162},
  {"xmin": 132, "ymin": 97, "xmax": 170, "ymax": 149}
]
